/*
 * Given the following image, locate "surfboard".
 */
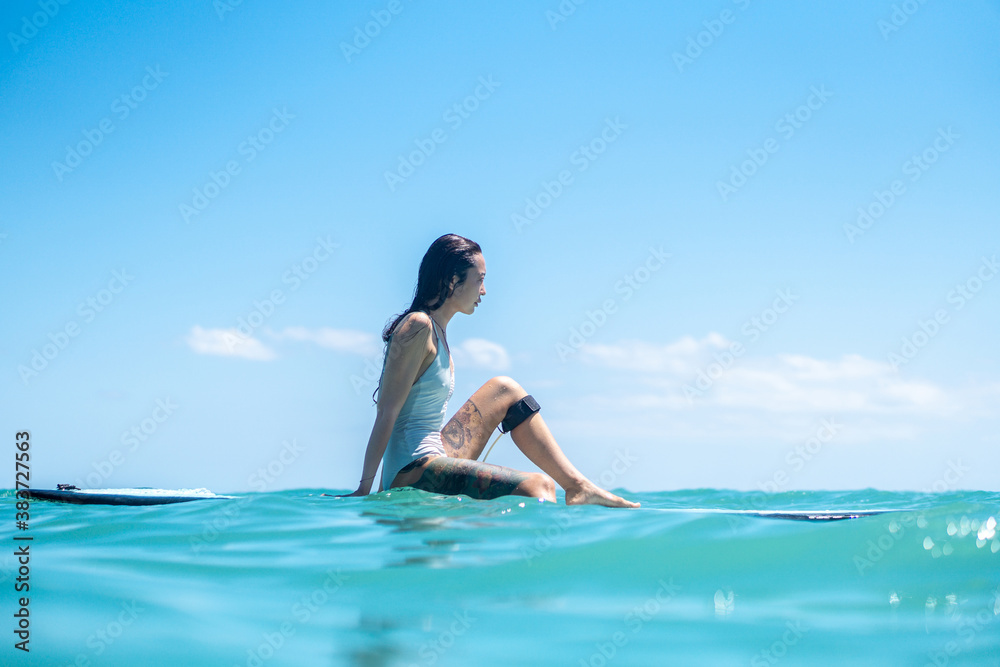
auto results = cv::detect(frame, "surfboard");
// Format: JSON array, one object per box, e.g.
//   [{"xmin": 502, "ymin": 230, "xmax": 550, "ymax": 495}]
[
  {"xmin": 23, "ymin": 486, "xmax": 234, "ymax": 506},
  {"xmin": 323, "ymin": 494, "xmax": 898, "ymax": 521},
  {"xmin": 645, "ymin": 508, "xmax": 898, "ymax": 521},
  {"xmin": 23, "ymin": 486, "xmax": 899, "ymax": 520}
]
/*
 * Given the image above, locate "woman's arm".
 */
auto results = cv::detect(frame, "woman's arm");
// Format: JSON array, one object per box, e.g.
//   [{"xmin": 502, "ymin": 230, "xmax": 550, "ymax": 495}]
[
  {"xmin": 345, "ymin": 402, "xmax": 399, "ymax": 496},
  {"xmin": 338, "ymin": 313, "xmax": 434, "ymax": 496}
]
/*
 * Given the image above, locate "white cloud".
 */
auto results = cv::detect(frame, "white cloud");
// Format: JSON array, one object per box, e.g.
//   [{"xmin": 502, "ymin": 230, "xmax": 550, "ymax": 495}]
[
  {"xmin": 576, "ymin": 334, "xmax": 962, "ymax": 418},
  {"xmin": 579, "ymin": 334, "xmax": 725, "ymax": 375},
  {"xmin": 452, "ymin": 338, "xmax": 510, "ymax": 371},
  {"xmin": 185, "ymin": 326, "xmax": 276, "ymax": 361},
  {"xmin": 267, "ymin": 327, "xmax": 382, "ymax": 357}
]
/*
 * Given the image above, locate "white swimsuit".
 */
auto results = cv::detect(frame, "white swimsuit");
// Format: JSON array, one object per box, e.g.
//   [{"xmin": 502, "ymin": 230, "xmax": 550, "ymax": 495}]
[{"xmin": 379, "ymin": 316, "xmax": 455, "ymax": 490}]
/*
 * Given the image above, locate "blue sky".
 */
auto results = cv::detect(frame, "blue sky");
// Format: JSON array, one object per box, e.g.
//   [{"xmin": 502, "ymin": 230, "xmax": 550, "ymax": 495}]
[{"xmin": 2, "ymin": 0, "xmax": 998, "ymax": 494}]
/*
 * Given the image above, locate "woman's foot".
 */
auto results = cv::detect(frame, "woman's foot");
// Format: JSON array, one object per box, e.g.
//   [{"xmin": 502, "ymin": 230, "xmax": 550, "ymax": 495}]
[{"xmin": 564, "ymin": 480, "xmax": 640, "ymax": 508}]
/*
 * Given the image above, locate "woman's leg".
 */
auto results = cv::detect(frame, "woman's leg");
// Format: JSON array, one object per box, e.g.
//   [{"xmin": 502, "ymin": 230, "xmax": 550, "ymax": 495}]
[
  {"xmin": 389, "ymin": 455, "xmax": 556, "ymax": 501},
  {"xmin": 440, "ymin": 376, "xmax": 639, "ymax": 508}
]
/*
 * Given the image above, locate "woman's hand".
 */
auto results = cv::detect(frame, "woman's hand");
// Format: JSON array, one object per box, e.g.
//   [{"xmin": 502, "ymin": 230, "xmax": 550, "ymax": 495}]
[
  {"xmin": 331, "ymin": 486, "xmax": 368, "ymax": 498},
  {"xmin": 327, "ymin": 475, "xmax": 377, "ymax": 498}
]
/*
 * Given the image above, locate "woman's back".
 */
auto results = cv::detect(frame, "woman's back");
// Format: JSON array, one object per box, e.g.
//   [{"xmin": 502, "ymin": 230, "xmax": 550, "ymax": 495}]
[{"xmin": 379, "ymin": 313, "xmax": 454, "ymax": 490}]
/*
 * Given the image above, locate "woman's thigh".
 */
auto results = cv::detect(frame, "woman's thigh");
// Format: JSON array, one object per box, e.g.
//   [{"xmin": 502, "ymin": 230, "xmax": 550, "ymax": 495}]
[
  {"xmin": 394, "ymin": 455, "xmax": 534, "ymax": 500},
  {"xmin": 440, "ymin": 376, "xmax": 527, "ymax": 460}
]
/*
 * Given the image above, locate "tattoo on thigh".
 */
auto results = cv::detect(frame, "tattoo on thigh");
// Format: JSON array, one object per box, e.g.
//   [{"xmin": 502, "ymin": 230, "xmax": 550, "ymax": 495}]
[
  {"xmin": 413, "ymin": 458, "xmax": 527, "ymax": 500},
  {"xmin": 441, "ymin": 400, "xmax": 484, "ymax": 458},
  {"xmin": 398, "ymin": 455, "xmax": 433, "ymax": 475}
]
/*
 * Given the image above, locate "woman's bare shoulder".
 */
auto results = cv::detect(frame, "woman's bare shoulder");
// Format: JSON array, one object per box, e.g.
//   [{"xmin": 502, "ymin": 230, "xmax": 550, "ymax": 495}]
[{"xmin": 390, "ymin": 311, "xmax": 433, "ymax": 350}]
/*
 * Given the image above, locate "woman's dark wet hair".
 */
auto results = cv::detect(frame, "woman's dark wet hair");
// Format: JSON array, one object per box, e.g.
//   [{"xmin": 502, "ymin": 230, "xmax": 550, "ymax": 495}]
[{"xmin": 372, "ymin": 234, "xmax": 482, "ymax": 404}]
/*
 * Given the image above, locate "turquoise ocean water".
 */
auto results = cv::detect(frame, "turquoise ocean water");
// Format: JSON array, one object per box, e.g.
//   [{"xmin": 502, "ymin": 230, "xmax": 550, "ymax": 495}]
[{"xmin": 2, "ymin": 488, "xmax": 998, "ymax": 666}]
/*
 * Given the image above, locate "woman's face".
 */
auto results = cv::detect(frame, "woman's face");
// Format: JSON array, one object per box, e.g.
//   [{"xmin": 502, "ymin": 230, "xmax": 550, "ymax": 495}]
[{"xmin": 450, "ymin": 253, "xmax": 486, "ymax": 315}]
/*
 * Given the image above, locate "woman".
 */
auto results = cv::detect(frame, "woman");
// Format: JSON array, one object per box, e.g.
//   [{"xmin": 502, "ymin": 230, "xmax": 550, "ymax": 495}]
[{"xmin": 340, "ymin": 234, "xmax": 639, "ymax": 508}]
